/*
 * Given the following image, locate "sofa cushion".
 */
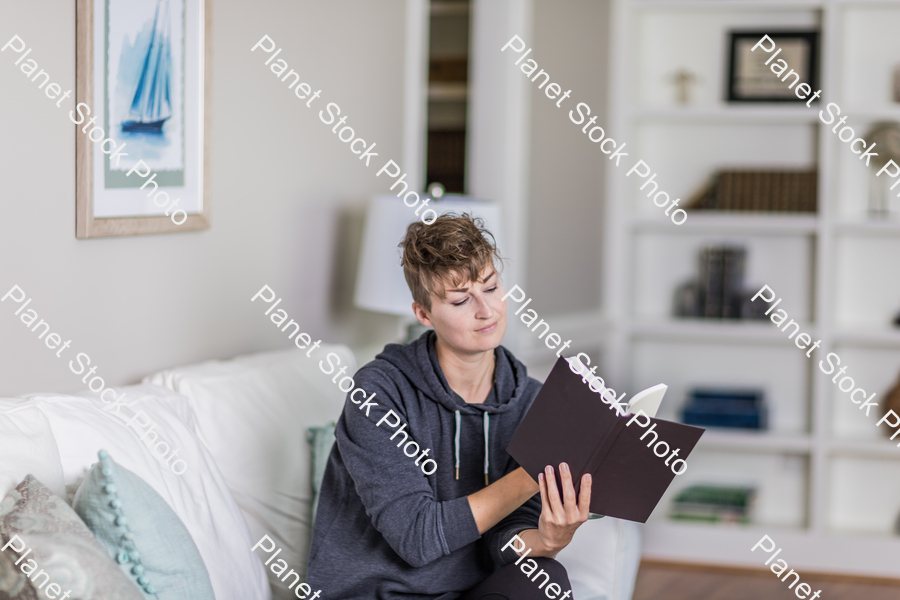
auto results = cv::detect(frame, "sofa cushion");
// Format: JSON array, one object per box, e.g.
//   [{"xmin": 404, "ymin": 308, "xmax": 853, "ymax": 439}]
[
  {"xmin": 144, "ymin": 345, "xmax": 354, "ymax": 599},
  {"xmin": 74, "ymin": 449, "xmax": 215, "ymax": 599},
  {"xmin": 556, "ymin": 516, "xmax": 642, "ymax": 600},
  {"xmin": 0, "ymin": 474, "xmax": 143, "ymax": 600},
  {"xmin": 24, "ymin": 386, "xmax": 270, "ymax": 600},
  {"xmin": 0, "ymin": 400, "xmax": 66, "ymax": 501}
]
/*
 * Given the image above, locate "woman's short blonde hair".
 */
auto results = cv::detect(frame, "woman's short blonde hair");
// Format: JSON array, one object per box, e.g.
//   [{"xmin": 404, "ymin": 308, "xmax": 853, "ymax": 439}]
[{"xmin": 399, "ymin": 213, "xmax": 504, "ymax": 312}]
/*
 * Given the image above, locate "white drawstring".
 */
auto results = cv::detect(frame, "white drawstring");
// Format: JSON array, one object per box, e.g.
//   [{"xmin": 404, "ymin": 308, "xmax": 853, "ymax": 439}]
[
  {"xmin": 483, "ymin": 412, "xmax": 490, "ymax": 486},
  {"xmin": 455, "ymin": 410, "xmax": 461, "ymax": 480}
]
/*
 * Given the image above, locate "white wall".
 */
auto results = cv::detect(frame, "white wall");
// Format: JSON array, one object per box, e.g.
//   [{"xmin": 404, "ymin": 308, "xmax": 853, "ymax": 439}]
[
  {"xmin": 0, "ymin": 0, "xmax": 613, "ymax": 396},
  {"xmin": 0, "ymin": 0, "xmax": 407, "ymax": 396},
  {"xmin": 526, "ymin": 0, "xmax": 608, "ymax": 315}
]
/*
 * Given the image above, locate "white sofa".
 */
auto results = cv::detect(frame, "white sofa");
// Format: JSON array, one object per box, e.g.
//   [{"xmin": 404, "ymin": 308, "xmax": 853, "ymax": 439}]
[{"xmin": 0, "ymin": 345, "xmax": 641, "ymax": 600}]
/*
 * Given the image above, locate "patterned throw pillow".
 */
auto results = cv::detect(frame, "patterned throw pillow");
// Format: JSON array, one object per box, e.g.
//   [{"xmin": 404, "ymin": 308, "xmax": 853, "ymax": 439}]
[
  {"xmin": 73, "ymin": 450, "xmax": 215, "ymax": 600},
  {"xmin": 0, "ymin": 475, "xmax": 143, "ymax": 600}
]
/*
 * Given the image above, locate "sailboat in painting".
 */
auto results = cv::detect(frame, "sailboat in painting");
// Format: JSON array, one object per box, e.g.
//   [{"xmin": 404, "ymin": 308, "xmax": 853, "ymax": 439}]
[{"xmin": 122, "ymin": 0, "xmax": 172, "ymax": 134}]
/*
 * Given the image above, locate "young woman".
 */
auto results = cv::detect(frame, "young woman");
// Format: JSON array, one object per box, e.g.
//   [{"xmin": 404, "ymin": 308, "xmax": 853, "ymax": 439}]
[{"xmin": 307, "ymin": 214, "xmax": 591, "ymax": 599}]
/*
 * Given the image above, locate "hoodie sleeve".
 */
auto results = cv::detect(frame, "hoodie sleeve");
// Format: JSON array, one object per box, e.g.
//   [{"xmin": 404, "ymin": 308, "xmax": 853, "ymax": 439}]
[
  {"xmin": 334, "ymin": 367, "xmax": 482, "ymax": 568},
  {"xmin": 485, "ymin": 478, "xmax": 542, "ymax": 566}
]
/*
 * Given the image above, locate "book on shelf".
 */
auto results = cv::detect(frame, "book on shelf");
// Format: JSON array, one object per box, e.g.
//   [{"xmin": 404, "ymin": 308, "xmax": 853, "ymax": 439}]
[
  {"xmin": 507, "ymin": 357, "xmax": 706, "ymax": 523},
  {"xmin": 721, "ymin": 246, "xmax": 746, "ymax": 319},
  {"xmin": 740, "ymin": 289, "xmax": 770, "ymax": 320},
  {"xmin": 674, "ymin": 245, "xmax": 760, "ymax": 320},
  {"xmin": 685, "ymin": 169, "xmax": 817, "ymax": 213},
  {"xmin": 669, "ymin": 484, "xmax": 757, "ymax": 524},
  {"xmin": 680, "ymin": 388, "xmax": 767, "ymax": 430},
  {"xmin": 699, "ymin": 246, "xmax": 725, "ymax": 319}
]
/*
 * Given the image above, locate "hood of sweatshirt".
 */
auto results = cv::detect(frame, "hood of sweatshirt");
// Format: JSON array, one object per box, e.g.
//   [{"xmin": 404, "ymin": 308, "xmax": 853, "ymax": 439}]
[
  {"xmin": 376, "ymin": 329, "xmax": 530, "ymax": 415},
  {"xmin": 375, "ymin": 330, "xmax": 532, "ymax": 484}
]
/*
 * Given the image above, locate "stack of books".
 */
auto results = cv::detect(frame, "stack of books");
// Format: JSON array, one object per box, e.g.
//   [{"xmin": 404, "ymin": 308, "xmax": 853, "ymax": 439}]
[
  {"xmin": 669, "ymin": 484, "xmax": 757, "ymax": 524},
  {"xmin": 680, "ymin": 388, "xmax": 767, "ymax": 430},
  {"xmin": 686, "ymin": 169, "xmax": 817, "ymax": 213},
  {"xmin": 673, "ymin": 245, "xmax": 768, "ymax": 320}
]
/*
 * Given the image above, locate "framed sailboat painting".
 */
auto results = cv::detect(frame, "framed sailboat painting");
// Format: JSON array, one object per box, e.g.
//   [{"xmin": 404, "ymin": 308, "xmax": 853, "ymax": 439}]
[{"xmin": 75, "ymin": 0, "xmax": 211, "ymax": 237}]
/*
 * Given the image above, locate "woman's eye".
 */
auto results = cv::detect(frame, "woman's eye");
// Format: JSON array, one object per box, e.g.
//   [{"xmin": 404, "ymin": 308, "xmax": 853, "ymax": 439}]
[
  {"xmin": 453, "ymin": 298, "xmax": 468, "ymax": 306},
  {"xmin": 486, "ymin": 286, "xmax": 498, "ymax": 293}
]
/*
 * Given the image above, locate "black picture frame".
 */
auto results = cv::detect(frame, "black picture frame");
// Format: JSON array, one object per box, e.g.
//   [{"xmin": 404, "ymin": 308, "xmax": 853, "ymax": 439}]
[{"xmin": 727, "ymin": 30, "xmax": 820, "ymax": 103}]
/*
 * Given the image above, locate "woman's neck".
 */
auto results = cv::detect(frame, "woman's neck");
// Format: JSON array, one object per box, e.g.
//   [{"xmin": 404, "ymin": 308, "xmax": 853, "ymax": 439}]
[{"xmin": 434, "ymin": 335, "xmax": 495, "ymax": 404}]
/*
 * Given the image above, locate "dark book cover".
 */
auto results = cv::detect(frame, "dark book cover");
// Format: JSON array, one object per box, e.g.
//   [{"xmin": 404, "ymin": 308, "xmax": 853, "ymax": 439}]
[
  {"xmin": 715, "ymin": 172, "xmax": 730, "ymax": 210},
  {"xmin": 779, "ymin": 172, "xmax": 791, "ymax": 212},
  {"xmin": 507, "ymin": 357, "xmax": 706, "ymax": 523},
  {"xmin": 692, "ymin": 170, "xmax": 818, "ymax": 213},
  {"xmin": 721, "ymin": 246, "xmax": 746, "ymax": 319},
  {"xmin": 700, "ymin": 246, "xmax": 725, "ymax": 319},
  {"xmin": 682, "ymin": 388, "xmax": 767, "ymax": 429}
]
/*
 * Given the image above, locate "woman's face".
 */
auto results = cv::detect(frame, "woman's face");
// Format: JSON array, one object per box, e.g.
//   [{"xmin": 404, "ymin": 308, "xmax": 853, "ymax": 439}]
[{"xmin": 413, "ymin": 265, "xmax": 508, "ymax": 356}]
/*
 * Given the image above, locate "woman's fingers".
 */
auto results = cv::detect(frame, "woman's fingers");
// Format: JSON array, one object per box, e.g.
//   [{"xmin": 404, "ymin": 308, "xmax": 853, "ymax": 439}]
[
  {"xmin": 544, "ymin": 465, "xmax": 593, "ymax": 530},
  {"xmin": 544, "ymin": 465, "xmax": 563, "ymax": 517},
  {"xmin": 578, "ymin": 473, "xmax": 592, "ymax": 520},
  {"xmin": 559, "ymin": 462, "xmax": 578, "ymax": 514}
]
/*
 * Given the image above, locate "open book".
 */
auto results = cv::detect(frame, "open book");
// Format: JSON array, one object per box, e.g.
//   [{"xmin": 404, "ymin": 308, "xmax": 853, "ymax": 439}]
[{"xmin": 507, "ymin": 356, "xmax": 705, "ymax": 522}]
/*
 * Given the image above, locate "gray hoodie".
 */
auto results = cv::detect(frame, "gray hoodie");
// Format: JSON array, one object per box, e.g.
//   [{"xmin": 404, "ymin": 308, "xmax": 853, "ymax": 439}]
[{"xmin": 306, "ymin": 330, "xmax": 543, "ymax": 599}]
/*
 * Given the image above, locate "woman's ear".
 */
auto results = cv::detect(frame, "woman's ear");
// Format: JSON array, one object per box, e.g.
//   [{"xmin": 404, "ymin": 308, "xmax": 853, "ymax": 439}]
[{"xmin": 412, "ymin": 302, "xmax": 433, "ymax": 327}]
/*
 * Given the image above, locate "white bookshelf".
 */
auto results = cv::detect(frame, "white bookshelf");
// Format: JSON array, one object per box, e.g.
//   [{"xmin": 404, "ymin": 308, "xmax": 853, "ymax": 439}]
[{"xmin": 605, "ymin": 0, "xmax": 900, "ymax": 578}]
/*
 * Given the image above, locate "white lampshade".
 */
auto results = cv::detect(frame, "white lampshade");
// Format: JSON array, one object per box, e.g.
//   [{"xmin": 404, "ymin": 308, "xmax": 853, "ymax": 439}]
[{"xmin": 354, "ymin": 194, "xmax": 504, "ymax": 316}]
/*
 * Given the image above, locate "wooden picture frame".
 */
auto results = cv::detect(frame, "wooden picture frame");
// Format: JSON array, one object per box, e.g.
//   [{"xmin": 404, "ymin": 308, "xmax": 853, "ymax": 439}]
[
  {"xmin": 75, "ymin": 0, "xmax": 211, "ymax": 238},
  {"xmin": 727, "ymin": 30, "xmax": 819, "ymax": 103}
]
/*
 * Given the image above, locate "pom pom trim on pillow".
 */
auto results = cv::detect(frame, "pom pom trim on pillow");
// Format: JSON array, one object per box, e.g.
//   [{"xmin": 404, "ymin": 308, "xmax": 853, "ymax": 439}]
[{"xmin": 95, "ymin": 449, "xmax": 157, "ymax": 596}]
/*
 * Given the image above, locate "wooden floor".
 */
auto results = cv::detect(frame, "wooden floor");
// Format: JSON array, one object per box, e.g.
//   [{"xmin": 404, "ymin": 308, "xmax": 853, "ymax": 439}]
[{"xmin": 632, "ymin": 560, "xmax": 900, "ymax": 600}]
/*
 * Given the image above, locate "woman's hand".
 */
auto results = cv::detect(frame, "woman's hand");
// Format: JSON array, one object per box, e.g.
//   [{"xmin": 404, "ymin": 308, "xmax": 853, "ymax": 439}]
[{"xmin": 534, "ymin": 463, "xmax": 591, "ymax": 557}]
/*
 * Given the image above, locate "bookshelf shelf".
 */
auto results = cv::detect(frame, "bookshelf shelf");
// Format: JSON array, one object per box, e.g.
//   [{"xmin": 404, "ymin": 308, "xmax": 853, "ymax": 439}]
[
  {"xmin": 642, "ymin": 521, "xmax": 900, "ymax": 576},
  {"xmin": 843, "ymin": 109, "xmax": 900, "ymax": 121},
  {"xmin": 632, "ymin": 0, "xmax": 826, "ymax": 10},
  {"xmin": 633, "ymin": 213, "xmax": 818, "ymax": 235},
  {"xmin": 828, "ymin": 439, "xmax": 900, "ymax": 459},
  {"xmin": 700, "ymin": 430, "xmax": 813, "ymax": 453},
  {"xmin": 606, "ymin": 0, "xmax": 900, "ymax": 577},
  {"xmin": 833, "ymin": 329, "xmax": 900, "ymax": 349},
  {"xmin": 833, "ymin": 220, "xmax": 900, "ymax": 237},
  {"xmin": 630, "ymin": 319, "xmax": 812, "ymax": 345},
  {"xmin": 633, "ymin": 106, "xmax": 820, "ymax": 124}
]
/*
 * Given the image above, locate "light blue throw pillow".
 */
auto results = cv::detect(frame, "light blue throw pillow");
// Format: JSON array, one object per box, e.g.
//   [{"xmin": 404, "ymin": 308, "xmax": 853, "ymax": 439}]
[
  {"xmin": 73, "ymin": 450, "xmax": 215, "ymax": 600},
  {"xmin": 306, "ymin": 423, "xmax": 336, "ymax": 520}
]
